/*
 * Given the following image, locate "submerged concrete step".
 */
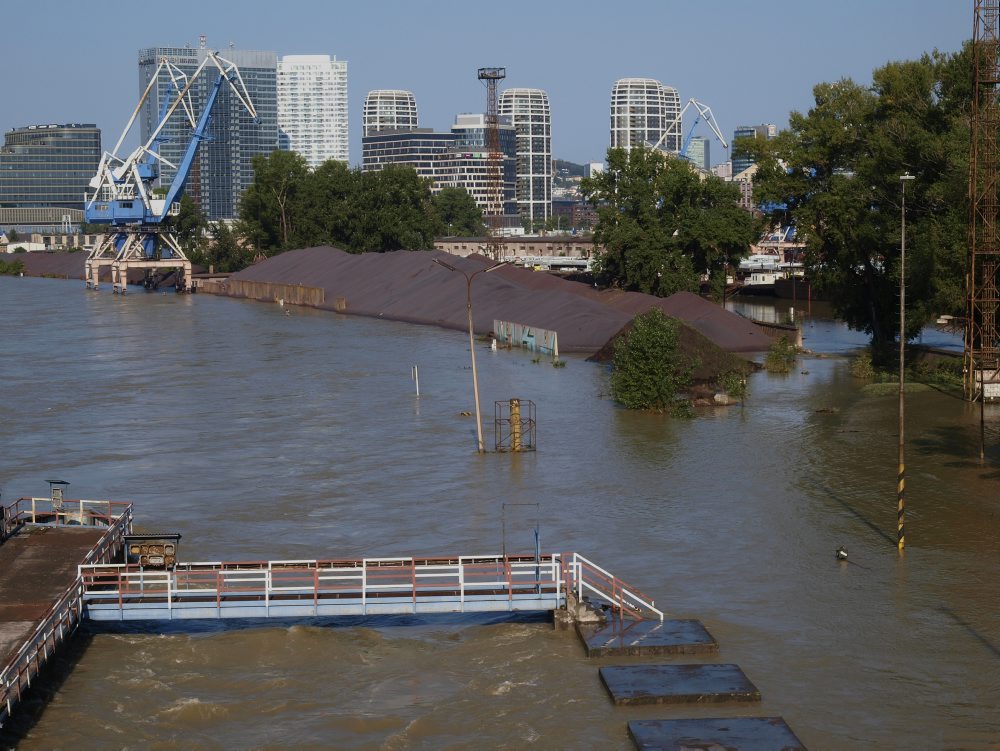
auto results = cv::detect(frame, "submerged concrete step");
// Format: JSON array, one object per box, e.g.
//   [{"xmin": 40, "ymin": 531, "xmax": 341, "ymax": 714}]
[
  {"xmin": 628, "ymin": 716, "xmax": 806, "ymax": 750},
  {"xmin": 579, "ymin": 618, "xmax": 718, "ymax": 657},
  {"xmin": 599, "ymin": 663, "xmax": 761, "ymax": 706}
]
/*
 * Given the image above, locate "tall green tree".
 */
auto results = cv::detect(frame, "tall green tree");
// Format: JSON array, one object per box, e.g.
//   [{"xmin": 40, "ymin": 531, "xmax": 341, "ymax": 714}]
[
  {"xmin": 749, "ymin": 46, "xmax": 970, "ymax": 350},
  {"xmin": 206, "ymin": 221, "xmax": 252, "ymax": 273},
  {"xmin": 432, "ymin": 187, "xmax": 486, "ymax": 236},
  {"xmin": 293, "ymin": 159, "xmax": 359, "ymax": 249},
  {"xmin": 582, "ymin": 147, "xmax": 755, "ymax": 296},
  {"xmin": 239, "ymin": 149, "xmax": 310, "ymax": 252},
  {"xmin": 350, "ymin": 166, "xmax": 439, "ymax": 252},
  {"xmin": 166, "ymin": 194, "xmax": 208, "ymax": 263}
]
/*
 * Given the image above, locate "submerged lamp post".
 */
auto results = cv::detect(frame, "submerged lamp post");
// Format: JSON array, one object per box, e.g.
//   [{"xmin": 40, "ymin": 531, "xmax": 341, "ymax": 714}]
[
  {"xmin": 898, "ymin": 172, "xmax": 915, "ymax": 552},
  {"xmin": 434, "ymin": 256, "xmax": 508, "ymax": 453}
]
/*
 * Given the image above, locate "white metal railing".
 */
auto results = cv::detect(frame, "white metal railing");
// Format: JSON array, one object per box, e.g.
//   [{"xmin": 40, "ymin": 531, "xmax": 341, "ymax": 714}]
[
  {"xmin": 77, "ymin": 552, "xmax": 663, "ymax": 622},
  {"xmin": 79, "ymin": 554, "xmax": 566, "ymax": 618},
  {"xmin": 563, "ymin": 552, "xmax": 664, "ymax": 622},
  {"xmin": 2, "ymin": 497, "xmax": 131, "ymax": 539}
]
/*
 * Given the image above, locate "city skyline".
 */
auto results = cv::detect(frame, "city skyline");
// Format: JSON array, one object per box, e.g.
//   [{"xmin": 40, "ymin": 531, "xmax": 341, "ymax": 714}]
[{"xmin": 1, "ymin": 1, "xmax": 969, "ymax": 169}]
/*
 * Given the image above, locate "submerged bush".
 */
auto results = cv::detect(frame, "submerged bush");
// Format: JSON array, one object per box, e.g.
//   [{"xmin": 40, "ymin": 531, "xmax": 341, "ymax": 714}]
[
  {"xmin": 764, "ymin": 336, "xmax": 798, "ymax": 374},
  {"xmin": 610, "ymin": 309, "xmax": 695, "ymax": 414}
]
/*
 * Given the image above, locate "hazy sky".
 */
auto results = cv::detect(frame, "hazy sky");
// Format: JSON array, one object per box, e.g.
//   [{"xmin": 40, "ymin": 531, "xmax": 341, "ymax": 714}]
[{"xmin": 3, "ymin": 0, "xmax": 969, "ymax": 167}]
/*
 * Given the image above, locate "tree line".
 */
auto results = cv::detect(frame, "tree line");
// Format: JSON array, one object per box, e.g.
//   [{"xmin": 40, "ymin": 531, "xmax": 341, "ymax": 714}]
[{"xmin": 168, "ymin": 151, "xmax": 486, "ymax": 272}]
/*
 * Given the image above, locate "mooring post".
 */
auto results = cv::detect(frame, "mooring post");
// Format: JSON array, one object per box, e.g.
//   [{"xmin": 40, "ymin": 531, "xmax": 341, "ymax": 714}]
[{"xmin": 412, "ymin": 365, "xmax": 420, "ymax": 396}]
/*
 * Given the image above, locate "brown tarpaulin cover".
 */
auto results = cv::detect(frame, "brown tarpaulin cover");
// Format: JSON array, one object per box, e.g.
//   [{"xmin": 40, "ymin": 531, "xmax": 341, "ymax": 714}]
[{"xmin": 228, "ymin": 246, "xmax": 773, "ymax": 355}]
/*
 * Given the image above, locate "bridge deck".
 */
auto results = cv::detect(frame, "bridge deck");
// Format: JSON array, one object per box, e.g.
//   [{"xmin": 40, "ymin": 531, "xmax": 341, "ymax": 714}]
[
  {"xmin": 1, "ymin": 497, "xmax": 132, "ymax": 727},
  {"xmin": 0, "ymin": 526, "xmax": 104, "ymax": 670}
]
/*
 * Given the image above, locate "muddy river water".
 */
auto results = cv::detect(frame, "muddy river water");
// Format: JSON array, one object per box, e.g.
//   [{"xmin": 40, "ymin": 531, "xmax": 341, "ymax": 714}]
[{"xmin": 1, "ymin": 277, "xmax": 998, "ymax": 750}]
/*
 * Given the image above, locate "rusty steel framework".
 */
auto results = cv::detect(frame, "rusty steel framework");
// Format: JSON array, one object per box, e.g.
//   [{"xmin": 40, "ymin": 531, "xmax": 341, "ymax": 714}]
[
  {"xmin": 494, "ymin": 398, "xmax": 537, "ymax": 452},
  {"xmin": 966, "ymin": 0, "xmax": 1000, "ymax": 400},
  {"xmin": 478, "ymin": 67, "xmax": 507, "ymax": 261}
]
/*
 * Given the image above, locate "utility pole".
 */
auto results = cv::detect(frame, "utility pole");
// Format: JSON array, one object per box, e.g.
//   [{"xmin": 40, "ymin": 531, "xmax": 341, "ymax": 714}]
[
  {"xmin": 898, "ymin": 173, "xmax": 914, "ymax": 552},
  {"xmin": 434, "ymin": 257, "xmax": 508, "ymax": 452}
]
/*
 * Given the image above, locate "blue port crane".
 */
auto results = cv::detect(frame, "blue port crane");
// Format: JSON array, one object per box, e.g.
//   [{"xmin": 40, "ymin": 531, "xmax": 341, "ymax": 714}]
[{"xmin": 84, "ymin": 51, "xmax": 258, "ymax": 293}]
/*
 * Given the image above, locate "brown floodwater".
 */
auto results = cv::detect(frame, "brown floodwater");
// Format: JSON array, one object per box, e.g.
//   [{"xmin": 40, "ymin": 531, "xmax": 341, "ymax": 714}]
[{"xmin": 1, "ymin": 277, "xmax": 998, "ymax": 750}]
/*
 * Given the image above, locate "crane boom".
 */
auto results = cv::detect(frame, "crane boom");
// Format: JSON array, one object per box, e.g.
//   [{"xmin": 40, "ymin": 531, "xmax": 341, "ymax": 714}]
[
  {"xmin": 649, "ymin": 97, "xmax": 728, "ymax": 158},
  {"xmin": 84, "ymin": 50, "xmax": 259, "ymax": 294}
]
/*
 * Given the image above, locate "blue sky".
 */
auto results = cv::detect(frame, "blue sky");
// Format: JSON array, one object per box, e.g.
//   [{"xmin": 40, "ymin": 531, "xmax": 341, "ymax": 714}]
[{"xmin": 2, "ymin": 0, "xmax": 969, "ymax": 167}]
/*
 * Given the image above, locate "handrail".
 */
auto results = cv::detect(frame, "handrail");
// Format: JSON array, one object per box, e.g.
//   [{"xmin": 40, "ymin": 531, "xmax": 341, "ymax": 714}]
[
  {"xmin": 0, "ymin": 580, "xmax": 85, "ymax": 726},
  {"xmin": 79, "ymin": 554, "xmax": 566, "ymax": 618},
  {"xmin": 1, "ymin": 504, "xmax": 131, "ymax": 726},
  {"xmin": 2, "ymin": 497, "xmax": 132, "ymax": 537},
  {"xmin": 76, "ymin": 552, "xmax": 663, "ymax": 622},
  {"xmin": 566, "ymin": 552, "xmax": 664, "ymax": 622}
]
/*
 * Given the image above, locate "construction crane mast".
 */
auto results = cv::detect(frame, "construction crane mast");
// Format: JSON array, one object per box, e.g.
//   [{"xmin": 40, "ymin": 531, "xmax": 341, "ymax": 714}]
[
  {"xmin": 966, "ymin": 0, "xmax": 1000, "ymax": 401},
  {"xmin": 478, "ymin": 67, "xmax": 506, "ymax": 262},
  {"xmin": 84, "ymin": 51, "xmax": 258, "ymax": 293}
]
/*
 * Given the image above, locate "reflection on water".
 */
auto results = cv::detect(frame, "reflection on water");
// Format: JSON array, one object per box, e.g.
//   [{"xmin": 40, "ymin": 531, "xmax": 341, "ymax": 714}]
[
  {"xmin": 727, "ymin": 298, "xmax": 965, "ymax": 354},
  {"xmin": 1, "ymin": 278, "xmax": 998, "ymax": 750}
]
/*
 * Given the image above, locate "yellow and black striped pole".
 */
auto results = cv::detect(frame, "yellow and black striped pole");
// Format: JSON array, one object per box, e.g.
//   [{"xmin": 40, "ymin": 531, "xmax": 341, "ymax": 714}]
[{"xmin": 898, "ymin": 173, "xmax": 914, "ymax": 552}]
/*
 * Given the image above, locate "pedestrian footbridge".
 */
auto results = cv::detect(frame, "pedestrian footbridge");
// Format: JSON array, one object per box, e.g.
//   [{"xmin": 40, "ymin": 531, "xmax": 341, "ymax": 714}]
[{"xmin": 79, "ymin": 552, "xmax": 664, "ymax": 623}]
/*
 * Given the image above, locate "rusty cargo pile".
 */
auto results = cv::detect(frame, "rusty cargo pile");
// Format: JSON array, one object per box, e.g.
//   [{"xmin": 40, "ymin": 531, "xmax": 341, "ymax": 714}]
[{"xmin": 220, "ymin": 247, "xmax": 774, "ymax": 356}]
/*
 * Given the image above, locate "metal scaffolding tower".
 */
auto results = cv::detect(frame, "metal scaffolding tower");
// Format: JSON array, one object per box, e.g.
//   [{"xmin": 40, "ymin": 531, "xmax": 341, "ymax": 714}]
[
  {"xmin": 966, "ymin": 0, "xmax": 1000, "ymax": 400},
  {"xmin": 478, "ymin": 67, "xmax": 507, "ymax": 262}
]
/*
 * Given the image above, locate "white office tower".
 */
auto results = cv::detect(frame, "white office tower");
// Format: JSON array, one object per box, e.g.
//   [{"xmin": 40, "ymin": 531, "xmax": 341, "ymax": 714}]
[
  {"xmin": 610, "ymin": 78, "xmax": 681, "ymax": 153},
  {"xmin": 499, "ymin": 88, "xmax": 552, "ymax": 226},
  {"xmin": 277, "ymin": 55, "xmax": 349, "ymax": 167},
  {"xmin": 363, "ymin": 90, "xmax": 419, "ymax": 137}
]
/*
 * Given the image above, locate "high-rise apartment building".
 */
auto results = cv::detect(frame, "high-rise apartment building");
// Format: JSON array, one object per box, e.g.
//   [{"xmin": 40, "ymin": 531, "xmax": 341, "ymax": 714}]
[
  {"xmin": 499, "ymin": 88, "xmax": 551, "ymax": 226},
  {"xmin": 363, "ymin": 90, "xmax": 418, "ymax": 137},
  {"xmin": 0, "ymin": 123, "xmax": 100, "ymax": 209},
  {"xmin": 277, "ymin": 54, "xmax": 348, "ymax": 167},
  {"xmin": 686, "ymin": 136, "xmax": 710, "ymax": 172},
  {"xmin": 610, "ymin": 78, "xmax": 681, "ymax": 153},
  {"xmin": 732, "ymin": 124, "xmax": 776, "ymax": 176},
  {"xmin": 138, "ymin": 43, "xmax": 279, "ymax": 220}
]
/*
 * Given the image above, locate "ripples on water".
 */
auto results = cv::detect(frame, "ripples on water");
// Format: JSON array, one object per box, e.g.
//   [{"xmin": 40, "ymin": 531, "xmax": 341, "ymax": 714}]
[{"xmin": 1, "ymin": 277, "xmax": 998, "ymax": 750}]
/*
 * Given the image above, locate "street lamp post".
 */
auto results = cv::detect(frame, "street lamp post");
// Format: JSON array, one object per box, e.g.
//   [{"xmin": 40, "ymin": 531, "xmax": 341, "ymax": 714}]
[
  {"xmin": 898, "ymin": 172, "xmax": 915, "ymax": 552},
  {"xmin": 434, "ymin": 257, "xmax": 508, "ymax": 453}
]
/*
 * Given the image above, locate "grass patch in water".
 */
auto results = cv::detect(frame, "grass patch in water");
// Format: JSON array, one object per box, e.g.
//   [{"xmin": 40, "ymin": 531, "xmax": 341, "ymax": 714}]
[{"xmin": 861, "ymin": 382, "xmax": 931, "ymax": 396}]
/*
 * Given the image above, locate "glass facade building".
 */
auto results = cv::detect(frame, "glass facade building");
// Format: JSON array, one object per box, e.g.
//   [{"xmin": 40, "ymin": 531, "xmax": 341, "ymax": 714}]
[
  {"xmin": 0, "ymin": 124, "xmax": 101, "ymax": 210},
  {"xmin": 686, "ymin": 136, "xmax": 710, "ymax": 172},
  {"xmin": 138, "ymin": 45, "xmax": 279, "ymax": 221},
  {"xmin": 361, "ymin": 114, "xmax": 517, "ymax": 218},
  {"xmin": 499, "ymin": 88, "xmax": 551, "ymax": 226},
  {"xmin": 732, "ymin": 124, "xmax": 777, "ymax": 176},
  {"xmin": 610, "ymin": 78, "xmax": 681, "ymax": 153}
]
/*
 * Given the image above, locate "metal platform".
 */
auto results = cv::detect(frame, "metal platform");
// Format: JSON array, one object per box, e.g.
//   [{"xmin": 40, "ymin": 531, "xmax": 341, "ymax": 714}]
[
  {"xmin": 600, "ymin": 663, "xmax": 762, "ymax": 706},
  {"xmin": 628, "ymin": 717, "xmax": 806, "ymax": 750},
  {"xmin": 79, "ymin": 552, "xmax": 664, "ymax": 623},
  {"xmin": 0, "ymin": 497, "xmax": 132, "ymax": 727}
]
